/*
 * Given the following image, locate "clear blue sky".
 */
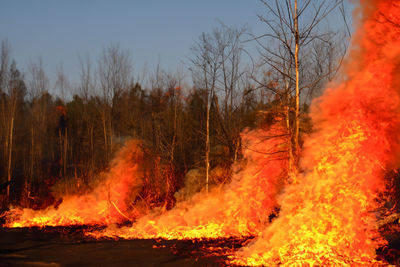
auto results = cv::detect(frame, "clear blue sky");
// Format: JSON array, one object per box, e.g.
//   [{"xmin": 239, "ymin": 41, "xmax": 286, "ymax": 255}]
[{"xmin": 0, "ymin": 0, "xmax": 354, "ymax": 93}]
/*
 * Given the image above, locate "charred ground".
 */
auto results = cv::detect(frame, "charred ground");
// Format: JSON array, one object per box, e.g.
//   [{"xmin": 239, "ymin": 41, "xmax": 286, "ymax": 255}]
[
  {"xmin": 1, "ymin": 225, "xmax": 400, "ymax": 266},
  {"xmin": 0, "ymin": 226, "xmax": 253, "ymax": 266}
]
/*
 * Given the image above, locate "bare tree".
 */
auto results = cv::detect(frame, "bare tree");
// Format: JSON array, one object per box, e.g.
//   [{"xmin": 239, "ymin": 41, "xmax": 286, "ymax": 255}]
[
  {"xmin": 0, "ymin": 40, "xmax": 13, "ymax": 199},
  {"xmin": 78, "ymin": 54, "xmax": 96, "ymax": 174},
  {"xmin": 0, "ymin": 40, "xmax": 11, "ymax": 181},
  {"xmin": 28, "ymin": 58, "xmax": 48, "ymax": 99},
  {"xmin": 254, "ymin": 0, "xmax": 345, "ymax": 178},
  {"xmin": 0, "ymin": 41, "xmax": 27, "ymax": 201},
  {"xmin": 0, "ymin": 40, "xmax": 10, "ymax": 93},
  {"xmin": 190, "ymin": 31, "xmax": 221, "ymax": 193},
  {"xmin": 190, "ymin": 25, "xmax": 249, "ymax": 191},
  {"xmin": 27, "ymin": 57, "xmax": 50, "ymax": 184},
  {"xmin": 55, "ymin": 63, "xmax": 70, "ymax": 101},
  {"xmin": 55, "ymin": 63, "xmax": 70, "ymax": 177},
  {"xmin": 213, "ymin": 25, "xmax": 248, "ymax": 163},
  {"xmin": 97, "ymin": 43, "xmax": 132, "ymax": 162},
  {"xmin": 77, "ymin": 54, "xmax": 95, "ymax": 101}
]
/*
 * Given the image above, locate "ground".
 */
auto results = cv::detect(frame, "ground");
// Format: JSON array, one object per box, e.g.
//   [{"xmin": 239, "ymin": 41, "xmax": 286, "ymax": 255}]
[
  {"xmin": 0, "ymin": 227, "xmax": 249, "ymax": 266},
  {"xmin": 1, "ymin": 225, "xmax": 400, "ymax": 266}
]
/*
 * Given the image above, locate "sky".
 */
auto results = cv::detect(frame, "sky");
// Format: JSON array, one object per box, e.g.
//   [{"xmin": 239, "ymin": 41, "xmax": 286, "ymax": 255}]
[{"xmin": 0, "ymin": 0, "xmax": 354, "ymax": 94}]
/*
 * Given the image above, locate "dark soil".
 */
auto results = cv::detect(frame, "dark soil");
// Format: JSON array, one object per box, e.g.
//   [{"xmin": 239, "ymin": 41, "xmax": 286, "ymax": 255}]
[
  {"xmin": 0, "ymin": 226, "xmax": 252, "ymax": 267},
  {"xmin": 1, "ymin": 225, "xmax": 399, "ymax": 266}
]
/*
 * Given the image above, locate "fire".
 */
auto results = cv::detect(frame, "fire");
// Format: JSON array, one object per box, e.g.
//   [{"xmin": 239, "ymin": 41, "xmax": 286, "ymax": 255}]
[
  {"xmin": 90, "ymin": 124, "xmax": 288, "ymax": 240},
  {"xmin": 232, "ymin": 0, "xmax": 400, "ymax": 265},
  {"xmin": 3, "ymin": 0, "xmax": 400, "ymax": 266},
  {"xmin": 4, "ymin": 140, "xmax": 146, "ymax": 227}
]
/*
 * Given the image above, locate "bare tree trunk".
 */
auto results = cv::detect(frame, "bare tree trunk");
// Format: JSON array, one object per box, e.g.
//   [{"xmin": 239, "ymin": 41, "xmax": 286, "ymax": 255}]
[
  {"xmin": 171, "ymin": 90, "xmax": 178, "ymax": 163},
  {"xmin": 256, "ymin": 0, "xmax": 344, "ymax": 180},
  {"xmin": 30, "ymin": 126, "xmax": 34, "ymax": 181},
  {"xmin": 205, "ymin": 92, "xmax": 210, "ymax": 194},
  {"xmin": 102, "ymin": 114, "xmax": 108, "ymax": 162},
  {"xmin": 282, "ymin": 76, "xmax": 294, "ymax": 181},
  {"xmin": 63, "ymin": 128, "xmax": 67, "ymax": 177},
  {"xmin": 286, "ymin": 104, "xmax": 293, "ymax": 173},
  {"xmin": 59, "ymin": 128, "xmax": 62, "ymax": 177},
  {"xmin": 90, "ymin": 124, "xmax": 94, "ymax": 173},
  {"xmin": 190, "ymin": 32, "xmax": 222, "ymax": 193},
  {"xmin": 109, "ymin": 119, "xmax": 113, "ymax": 157},
  {"xmin": 6, "ymin": 115, "xmax": 13, "ymax": 199},
  {"xmin": 98, "ymin": 43, "xmax": 132, "ymax": 163},
  {"xmin": 294, "ymin": 0, "xmax": 300, "ymax": 173}
]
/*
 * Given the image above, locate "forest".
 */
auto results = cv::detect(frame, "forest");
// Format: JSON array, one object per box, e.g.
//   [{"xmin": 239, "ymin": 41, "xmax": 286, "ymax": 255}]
[{"xmin": 0, "ymin": 0, "xmax": 348, "ymax": 212}]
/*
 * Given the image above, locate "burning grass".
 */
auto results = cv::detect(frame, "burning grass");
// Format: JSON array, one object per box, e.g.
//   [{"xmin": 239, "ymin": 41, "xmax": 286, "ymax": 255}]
[{"xmin": 2, "ymin": 0, "xmax": 400, "ymax": 265}]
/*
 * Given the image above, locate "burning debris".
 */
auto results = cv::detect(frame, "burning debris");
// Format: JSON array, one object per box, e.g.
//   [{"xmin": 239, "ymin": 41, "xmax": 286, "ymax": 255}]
[{"xmin": 2, "ymin": 0, "xmax": 400, "ymax": 266}]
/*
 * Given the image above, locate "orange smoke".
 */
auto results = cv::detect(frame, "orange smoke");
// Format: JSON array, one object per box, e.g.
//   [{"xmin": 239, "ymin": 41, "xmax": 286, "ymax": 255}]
[
  {"xmin": 5, "ymin": 140, "xmax": 145, "ymax": 227},
  {"xmin": 232, "ymin": 0, "xmax": 400, "ymax": 265},
  {"xmin": 90, "ymin": 124, "xmax": 288, "ymax": 239}
]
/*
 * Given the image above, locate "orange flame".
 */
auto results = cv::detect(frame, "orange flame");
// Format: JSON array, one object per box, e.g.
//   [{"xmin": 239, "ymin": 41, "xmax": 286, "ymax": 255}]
[
  {"xmin": 3, "ymin": 0, "xmax": 400, "ymax": 265},
  {"xmin": 5, "ymin": 140, "xmax": 145, "ymax": 227},
  {"xmin": 232, "ymin": 0, "xmax": 400, "ymax": 265},
  {"xmin": 90, "ymin": 124, "xmax": 288, "ymax": 239}
]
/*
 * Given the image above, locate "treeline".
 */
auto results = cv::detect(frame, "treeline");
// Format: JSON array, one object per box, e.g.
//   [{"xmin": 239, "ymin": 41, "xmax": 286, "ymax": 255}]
[
  {"xmin": 0, "ymin": 1, "xmax": 347, "ymax": 209},
  {"xmin": 0, "ymin": 42, "xmax": 266, "ymax": 208}
]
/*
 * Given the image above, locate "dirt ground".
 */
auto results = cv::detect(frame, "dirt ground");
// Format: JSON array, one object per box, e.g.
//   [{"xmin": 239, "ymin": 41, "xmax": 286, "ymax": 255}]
[
  {"xmin": 1, "ymin": 226, "xmax": 400, "ymax": 266},
  {"xmin": 0, "ymin": 227, "xmax": 236, "ymax": 267}
]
